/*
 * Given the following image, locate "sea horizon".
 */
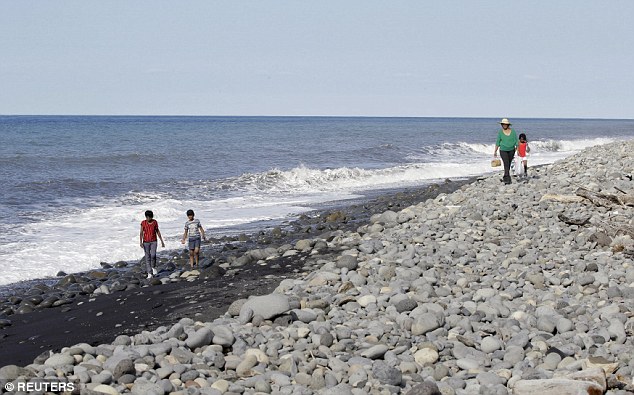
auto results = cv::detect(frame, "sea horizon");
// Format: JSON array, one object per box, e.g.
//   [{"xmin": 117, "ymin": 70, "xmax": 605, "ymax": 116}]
[{"xmin": 2, "ymin": 114, "xmax": 633, "ymax": 121}]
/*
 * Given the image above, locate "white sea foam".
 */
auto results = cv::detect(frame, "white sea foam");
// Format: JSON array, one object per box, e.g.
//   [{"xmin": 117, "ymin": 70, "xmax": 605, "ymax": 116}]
[{"xmin": 0, "ymin": 194, "xmax": 340, "ymax": 286}]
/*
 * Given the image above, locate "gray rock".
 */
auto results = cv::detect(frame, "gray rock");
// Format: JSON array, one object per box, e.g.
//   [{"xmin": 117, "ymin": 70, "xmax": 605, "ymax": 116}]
[
  {"xmin": 103, "ymin": 355, "xmax": 134, "ymax": 380},
  {"xmin": 91, "ymin": 372, "xmax": 113, "ymax": 385},
  {"xmin": 130, "ymin": 378, "xmax": 165, "ymax": 395},
  {"xmin": 320, "ymin": 332, "xmax": 335, "ymax": 347},
  {"xmin": 537, "ymin": 316, "xmax": 556, "ymax": 333},
  {"xmin": 227, "ymin": 299, "xmax": 247, "ymax": 316},
  {"xmin": 376, "ymin": 210, "xmax": 398, "ymax": 225},
  {"xmin": 238, "ymin": 306, "xmax": 254, "ymax": 324},
  {"xmin": 291, "ymin": 309, "xmax": 318, "ymax": 323},
  {"xmin": 556, "ymin": 317, "xmax": 574, "ymax": 333},
  {"xmin": 336, "ymin": 255, "xmax": 358, "ymax": 270},
  {"xmin": 113, "ymin": 335, "xmax": 132, "ymax": 346},
  {"xmin": 240, "ymin": 294, "xmax": 290, "ymax": 319},
  {"xmin": 211, "ymin": 325, "xmax": 235, "ymax": 347},
  {"xmin": 164, "ymin": 323, "xmax": 184, "ymax": 339},
  {"xmin": 480, "ymin": 336, "xmax": 502, "ymax": 353},
  {"xmin": 476, "ymin": 372, "xmax": 507, "ymax": 386},
  {"xmin": 503, "ymin": 345, "xmax": 525, "ymax": 365},
  {"xmin": 411, "ymin": 312, "xmax": 443, "ymax": 335},
  {"xmin": 406, "ymin": 381, "xmax": 441, "ymax": 395},
  {"xmin": 180, "ymin": 370, "xmax": 199, "ymax": 382},
  {"xmin": 320, "ymin": 384, "xmax": 354, "ymax": 395},
  {"xmin": 360, "ymin": 344, "xmax": 388, "ymax": 359},
  {"xmin": 170, "ymin": 347, "xmax": 195, "ymax": 364},
  {"xmin": 578, "ymin": 274, "xmax": 595, "ymax": 286},
  {"xmin": 186, "ymin": 327, "xmax": 214, "ymax": 349},
  {"xmin": 0, "ymin": 365, "xmax": 30, "ymax": 380},
  {"xmin": 371, "ymin": 361, "xmax": 402, "ymax": 386},
  {"xmin": 395, "ymin": 298, "xmax": 418, "ymax": 313},
  {"xmin": 295, "ymin": 239, "xmax": 314, "ymax": 251},
  {"xmin": 44, "ymin": 353, "xmax": 75, "ymax": 368}
]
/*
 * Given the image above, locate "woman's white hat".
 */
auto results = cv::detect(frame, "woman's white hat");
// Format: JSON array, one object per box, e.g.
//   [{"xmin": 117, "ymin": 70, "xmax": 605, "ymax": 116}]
[{"xmin": 500, "ymin": 118, "xmax": 511, "ymax": 125}]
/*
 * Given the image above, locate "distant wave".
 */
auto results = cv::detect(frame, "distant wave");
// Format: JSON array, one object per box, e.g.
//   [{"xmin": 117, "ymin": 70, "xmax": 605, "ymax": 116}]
[
  {"xmin": 406, "ymin": 137, "xmax": 619, "ymax": 161},
  {"xmin": 212, "ymin": 162, "xmax": 489, "ymax": 196},
  {"xmin": 532, "ymin": 137, "xmax": 617, "ymax": 152}
]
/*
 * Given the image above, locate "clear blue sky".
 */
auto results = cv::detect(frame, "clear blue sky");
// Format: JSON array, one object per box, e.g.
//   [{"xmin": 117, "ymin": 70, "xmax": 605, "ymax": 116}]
[{"xmin": 1, "ymin": 1, "xmax": 633, "ymax": 118}]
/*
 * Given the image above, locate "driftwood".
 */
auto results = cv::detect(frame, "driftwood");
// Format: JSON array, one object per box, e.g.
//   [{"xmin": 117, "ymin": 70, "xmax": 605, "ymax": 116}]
[
  {"xmin": 540, "ymin": 194, "xmax": 584, "ymax": 203},
  {"xmin": 575, "ymin": 187, "xmax": 634, "ymax": 208},
  {"xmin": 592, "ymin": 217, "xmax": 634, "ymax": 240},
  {"xmin": 575, "ymin": 187, "xmax": 621, "ymax": 207}
]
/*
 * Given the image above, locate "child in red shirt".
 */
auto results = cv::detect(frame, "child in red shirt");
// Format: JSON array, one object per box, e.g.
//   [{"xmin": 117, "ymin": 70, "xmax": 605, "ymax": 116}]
[
  {"xmin": 516, "ymin": 133, "xmax": 530, "ymax": 178},
  {"xmin": 140, "ymin": 210, "xmax": 165, "ymax": 278}
]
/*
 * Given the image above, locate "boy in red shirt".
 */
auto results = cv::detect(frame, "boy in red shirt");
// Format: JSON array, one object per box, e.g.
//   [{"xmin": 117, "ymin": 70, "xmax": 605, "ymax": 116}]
[{"xmin": 140, "ymin": 210, "xmax": 165, "ymax": 279}]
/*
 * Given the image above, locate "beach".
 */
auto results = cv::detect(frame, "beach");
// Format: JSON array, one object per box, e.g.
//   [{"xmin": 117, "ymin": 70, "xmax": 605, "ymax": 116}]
[
  {"xmin": 1, "ymin": 141, "xmax": 633, "ymax": 394},
  {"xmin": 3, "ymin": 116, "xmax": 632, "ymax": 289},
  {"xmin": 0, "ymin": 179, "xmax": 469, "ymax": 368}
]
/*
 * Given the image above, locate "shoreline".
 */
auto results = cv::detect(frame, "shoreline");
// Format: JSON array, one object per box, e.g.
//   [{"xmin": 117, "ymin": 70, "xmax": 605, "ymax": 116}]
[
  {"xmin": 0, "ymin": 177, "xmax": 474, "ymax": 367},
  {"xmin": 2, "ymin": 138, "xmax": 632, "ymax": 393},
  {"xmin": 0, "ymin": 178, "xmax": 477, "ymax": 296}
]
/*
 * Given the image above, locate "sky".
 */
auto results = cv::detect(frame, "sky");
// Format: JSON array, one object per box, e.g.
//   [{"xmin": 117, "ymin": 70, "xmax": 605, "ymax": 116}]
[{"xmin": 1, "ymin": 1, "xmax": 633, "ymax": 118}]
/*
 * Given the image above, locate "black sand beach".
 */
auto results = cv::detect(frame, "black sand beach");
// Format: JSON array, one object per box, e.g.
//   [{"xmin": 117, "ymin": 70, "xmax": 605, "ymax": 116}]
[{"xmin": 0, "ymin": 178, "xmax": 474, "ymax": 368}]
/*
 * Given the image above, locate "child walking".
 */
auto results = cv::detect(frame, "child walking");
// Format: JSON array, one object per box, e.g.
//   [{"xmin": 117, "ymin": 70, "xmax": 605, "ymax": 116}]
[
  {"xmin": 140, "ymin": 210, "xmax": 165, "ymax": 279},
  {"xmin": 516, "ymin": 133, "xmax": 530, "ymax": 178},
  {"xmin": 181, "ymin": 209, "xmax": 206, "ymax": 268}
]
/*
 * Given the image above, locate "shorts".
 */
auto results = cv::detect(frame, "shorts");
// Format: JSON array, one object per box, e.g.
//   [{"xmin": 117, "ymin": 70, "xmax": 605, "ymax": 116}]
[{"xmin": 188, "ymin": 237, "xmax": 201, "ymax": 250}]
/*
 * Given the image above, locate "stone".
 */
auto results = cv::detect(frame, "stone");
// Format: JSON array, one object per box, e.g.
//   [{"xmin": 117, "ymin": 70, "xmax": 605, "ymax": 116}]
[
  {"xmin": 0, "ymin": 365, "xmax": 30, "ymax": 381},
  {"xmin": 240, "ymin": 294, "xmax": 290, "ymax": 319},
  {"xmin": 372, "ymin": 361, "xmax": 402, "ymax": 386},
  {"xmin": 44, "ymin": 353, "xmax": 75, "ymax": 368},
  {"xmin": 360, "ymin": 344, "xmax": 388, "ymax": 359},
  {"xmin": 227, "ymin": 299, "xmax": 247, "ymax": 316},
  {"xmin": 395, "ymin": 298, "xmax": 418, "ymax": 313},
  {"xmin": 295, "ymin": 239, "xmax": 313, "ymax": 251},
  {"xmin": 406, "ymin": 381, "xmax": 441, "ymax": 395},
  {"xmin": 321, "ymin": 384, "xmax": 354, "ymax": 395},
  {"xmin": 336, "ymin": 255, "xmax": 358, "ymax": 270},
  {"xmin": 103, "ymin": 356, "xmax": 135, "ymax": 380},
  {"xmin": 290, "ymin": 309, "xmax": 318, "ymax": 323},
  {"xmin": 186, "ymin": 327, "xmax": 214, "ymax": 349},
  {"xmin": 357, "ymin": 294, "xmax": 377, "ymax": 307},
  {"xmin": 130, "ymin": 379, "xmax": 165, "ymax": 395},
  {"xmin": 91, "ymin": 384, "xmax": 120, "ymax": 395},
  {"xmin": 236, "ymin": 355, "xmax": 258, "ymax": 377},
  {"xmin": 480, "ymin": 336, "xmax": 502, "ymax": 353},
  {"xmin": 411, "ymin": 312, "xmax": 443, "ymax": 335},
  {"xmin": 414, "ymin": 348, "xmax": 439, "ymax": 365},
  {"xmin": 211, "ymin": 325, "xmax": 235, "ymax": 347}
]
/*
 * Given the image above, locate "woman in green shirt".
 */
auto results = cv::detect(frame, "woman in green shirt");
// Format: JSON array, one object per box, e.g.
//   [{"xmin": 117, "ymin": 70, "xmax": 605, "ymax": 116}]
[{"xmin": 493, "ymin": 118, "xmax": 519, "ymax": 185}]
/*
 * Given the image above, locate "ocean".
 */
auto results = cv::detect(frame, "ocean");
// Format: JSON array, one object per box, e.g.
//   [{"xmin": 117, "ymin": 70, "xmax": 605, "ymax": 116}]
[{"xmin": 1, "ymin": 116, "xmax": 633, "ymax": 287}]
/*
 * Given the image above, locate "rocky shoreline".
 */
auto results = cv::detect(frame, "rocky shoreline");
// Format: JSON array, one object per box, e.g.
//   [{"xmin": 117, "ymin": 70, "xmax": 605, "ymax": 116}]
[
  {"xmin": 0, "ymin": 179, "xmax": 470, "ymax": 368},
  {"xmin": 2, "ymin": 141, "xmax": 634, "ymax": 394}
]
